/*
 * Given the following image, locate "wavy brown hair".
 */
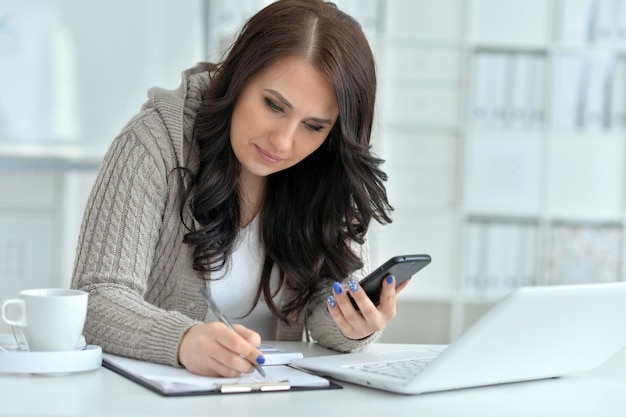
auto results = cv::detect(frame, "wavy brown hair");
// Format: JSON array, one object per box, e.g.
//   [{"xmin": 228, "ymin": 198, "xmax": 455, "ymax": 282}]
[{"xmin": 182, "ymin": 0, "xmax": 392, "ymax": 321}]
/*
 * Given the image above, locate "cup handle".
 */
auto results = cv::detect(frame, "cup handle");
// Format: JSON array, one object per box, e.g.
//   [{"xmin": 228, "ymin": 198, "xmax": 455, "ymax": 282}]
[{"xmin": 1, "ymin": 299, "xmax": 27, "ymax": 327}]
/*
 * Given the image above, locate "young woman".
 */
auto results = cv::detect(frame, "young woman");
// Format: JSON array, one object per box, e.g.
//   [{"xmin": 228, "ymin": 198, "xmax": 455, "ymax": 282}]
[{"xmin": 71, "ymin": 0, "xmax": 406, "ymax": 377}]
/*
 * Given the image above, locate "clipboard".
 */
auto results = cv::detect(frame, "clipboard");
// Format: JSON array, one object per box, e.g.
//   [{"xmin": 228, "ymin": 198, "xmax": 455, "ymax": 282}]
[{"xmin": 102, "ymin": 354, "xmax": 342, "ymax": 396}]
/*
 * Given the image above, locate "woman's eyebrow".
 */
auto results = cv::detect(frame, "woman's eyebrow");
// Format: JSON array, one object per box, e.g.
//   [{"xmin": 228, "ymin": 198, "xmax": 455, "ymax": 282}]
[
  {"xmin": 264, "ymin": 88, "xmax": 334, "ymax": 125},
  {"xmin": 265, "ymin": 89, "xmax": 293, "ymax": 109}
]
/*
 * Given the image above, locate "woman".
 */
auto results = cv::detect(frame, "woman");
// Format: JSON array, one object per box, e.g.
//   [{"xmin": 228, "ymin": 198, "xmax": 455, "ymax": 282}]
[{"xmin": 72, "ymin": 0, "xmax": 405, "ymax": 377}]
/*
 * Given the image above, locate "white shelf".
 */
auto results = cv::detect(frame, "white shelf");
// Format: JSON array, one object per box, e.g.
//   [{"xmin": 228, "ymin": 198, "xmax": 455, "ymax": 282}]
[{"xmin": 0, "ymin": 143, "xmax": 105, "ymax": 170}]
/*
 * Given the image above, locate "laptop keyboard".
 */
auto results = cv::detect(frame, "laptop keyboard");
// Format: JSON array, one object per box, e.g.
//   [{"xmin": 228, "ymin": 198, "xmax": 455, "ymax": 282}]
[{"xmin": 349, "ymin": 358, "xmax": 434, "ymax": 380}]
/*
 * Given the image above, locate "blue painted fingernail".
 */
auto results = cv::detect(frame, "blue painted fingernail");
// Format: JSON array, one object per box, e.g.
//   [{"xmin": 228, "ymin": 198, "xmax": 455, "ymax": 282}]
[
  {"xmin": 256, "ymin": 355, "xmax": 265, "ymax": 365},
  {"xmin": 386, "ymin": 275, "xmax": 394, "ymax": 284},
  {"xmin": 332, "ymin": 282, "xmax": 343, "ymax": 295},
  {"xmin": 347, "ymin": 279, "xmax": 358, "ymax": 292},
  {"xmin": 327, "ymin": 295, "xmax": 336, "ymax": 308}
]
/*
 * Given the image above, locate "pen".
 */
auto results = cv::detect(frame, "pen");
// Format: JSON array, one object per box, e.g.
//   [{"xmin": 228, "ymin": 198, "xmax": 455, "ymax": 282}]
[{"xmin": 199, "ymin": 287, "xmax": 267, "ymax": 378}]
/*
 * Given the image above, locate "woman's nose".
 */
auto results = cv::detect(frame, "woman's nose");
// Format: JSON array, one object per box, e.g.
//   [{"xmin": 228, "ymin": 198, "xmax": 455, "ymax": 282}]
[{"xmin": 269, "ymin": 122, "xmax": 298, "ymax": 154}]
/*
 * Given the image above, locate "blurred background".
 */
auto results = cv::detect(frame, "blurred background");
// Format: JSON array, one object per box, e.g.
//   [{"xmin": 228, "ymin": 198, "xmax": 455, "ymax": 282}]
[{"xmin": 1, "ymin": 0, "xmax": 625, "ymax": 343}]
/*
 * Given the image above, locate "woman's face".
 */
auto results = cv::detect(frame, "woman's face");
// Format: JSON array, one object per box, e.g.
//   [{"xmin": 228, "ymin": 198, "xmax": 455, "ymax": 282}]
[{"xmin": 230, "ymin": 56, "xmax": 339, "ymax": 182}]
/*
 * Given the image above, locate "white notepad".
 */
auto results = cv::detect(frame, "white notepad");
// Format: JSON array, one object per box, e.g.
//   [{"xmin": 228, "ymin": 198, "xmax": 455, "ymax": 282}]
[{"xmin": 258, "ymin": 344, "xmax": 304, "ymax": 365}]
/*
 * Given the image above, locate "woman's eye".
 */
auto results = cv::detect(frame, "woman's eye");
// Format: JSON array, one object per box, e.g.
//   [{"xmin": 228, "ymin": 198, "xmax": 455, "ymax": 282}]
[
  {"xmin": 264, "ymin": 97, "xmax": 282, "ymax": 112},
  {"xmin": 304, "ymin": 122, "xmax": 323, "ymax": 132}
]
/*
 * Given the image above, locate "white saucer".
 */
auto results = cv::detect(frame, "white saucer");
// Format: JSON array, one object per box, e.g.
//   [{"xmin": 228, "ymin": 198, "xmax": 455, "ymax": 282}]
[{"xmin": 0, "ymin": 345, "xmax": 102, "ymax": 375}]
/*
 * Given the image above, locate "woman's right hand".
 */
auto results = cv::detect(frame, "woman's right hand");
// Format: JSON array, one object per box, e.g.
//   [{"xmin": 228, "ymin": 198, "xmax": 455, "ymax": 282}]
[{"xmin": 178, "ymin": 322, "xmax": 264, "ymax": 377}]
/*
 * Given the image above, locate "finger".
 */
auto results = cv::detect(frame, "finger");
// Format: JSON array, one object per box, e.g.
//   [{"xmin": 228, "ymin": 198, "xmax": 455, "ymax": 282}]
[
  {"xmin": 179, "ymin": 323, "xmax": 254, "ymax": 377},
  {"xmin": 330, "ymin": 281, "xmax": 366, "ymax": 321},
  {"xmin": 326, "ymin": 284, "xmax": 359, "ymax": 334},
  {"xmin": 395, "ymin": 279, "xmax": 411, "ymax": 295},
  {"xmin": 344, "ymin": 279, "xmax": 377, "ymax": 316},
  {"xmin": 233, "ymin": 324, "xmax": 262, "ymax": 347},
  {"xmin": 379, "ymin": 274, "xmax": 398, "ymax": 300},
  {"xmin": 328, "ymin": 281, "xmax": 387, "ymax": 340},
  {"xmin": 328, "ymin": 298, "xmax": 384, "ymax": 340},
  {"xmin": 215, "ymin": 324, "xmax": 264, "ymax": 373},
  {"xmin": 376, "ymin": 275, "xmax": 399, "ymax": 320},
  {"xmin": 202, "ymin": 355, "xmax": 247, "ymax": 378},
  {"xmin": 199, "ymin": 325, "xmax": 251, "ymax": 373},
  {"xmin": 232, "ymin": 324, "xmax": 265, "ymax": 369},
  {"xmin": 326, "ymin": 294, "xmax": 349, "ymax": 327},
  {"xmin": 327, "ymin": 294, "xmax": 365, "ymax": 340}
]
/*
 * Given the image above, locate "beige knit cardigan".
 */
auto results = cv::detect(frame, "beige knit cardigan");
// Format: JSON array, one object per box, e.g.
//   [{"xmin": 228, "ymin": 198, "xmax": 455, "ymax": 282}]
[{"xmin": 71, "ymin": 63, "xmax": 380, "ymax": 367}]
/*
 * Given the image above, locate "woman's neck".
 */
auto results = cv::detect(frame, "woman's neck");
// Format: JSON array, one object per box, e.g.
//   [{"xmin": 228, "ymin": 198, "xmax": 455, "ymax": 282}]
[{"xmin": 239, "ymin": 169, "xmax": 266, "ymax": 228}]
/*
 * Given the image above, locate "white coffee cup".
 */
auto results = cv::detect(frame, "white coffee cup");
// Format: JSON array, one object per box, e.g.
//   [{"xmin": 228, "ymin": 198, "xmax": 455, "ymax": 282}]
[{"xmin": 1, "ymin": 288, "xmax": 88, "ymax": 352}]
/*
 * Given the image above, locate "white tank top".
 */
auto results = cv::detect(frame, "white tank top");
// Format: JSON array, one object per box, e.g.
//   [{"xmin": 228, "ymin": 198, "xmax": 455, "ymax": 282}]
[{"xmin": 204, "ymin": 215, "xmax": 282, "ymax": 339}]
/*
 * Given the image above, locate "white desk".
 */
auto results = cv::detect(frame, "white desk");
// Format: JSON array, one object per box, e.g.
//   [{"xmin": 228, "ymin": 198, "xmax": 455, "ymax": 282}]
[{"xmin": 1, "ymin": 342, "xmax": 626, "ymax": 417}]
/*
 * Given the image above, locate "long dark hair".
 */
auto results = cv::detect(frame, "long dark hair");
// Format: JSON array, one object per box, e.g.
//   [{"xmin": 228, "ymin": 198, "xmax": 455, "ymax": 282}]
[{"xmin": 183, "ymin": 0, "xmax": 392, "ymax": 321}]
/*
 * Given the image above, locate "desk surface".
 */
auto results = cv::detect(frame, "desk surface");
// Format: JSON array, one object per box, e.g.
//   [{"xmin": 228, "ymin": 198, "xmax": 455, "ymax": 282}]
[{"xmin": 1, "ymin": 341, "xmax": 626, "ymax": 417}]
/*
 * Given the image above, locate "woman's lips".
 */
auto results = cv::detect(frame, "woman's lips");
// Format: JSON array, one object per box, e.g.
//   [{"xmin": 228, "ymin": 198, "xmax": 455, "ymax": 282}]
[{"xmin": 255, "ymin": 145, "xmax": 282, "ymax": 164}]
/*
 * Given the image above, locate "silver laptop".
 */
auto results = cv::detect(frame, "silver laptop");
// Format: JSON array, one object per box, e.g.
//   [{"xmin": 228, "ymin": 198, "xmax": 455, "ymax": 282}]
[{"xmin": 292, "ymin": 282, "xmax": 626, "ymax": 394}]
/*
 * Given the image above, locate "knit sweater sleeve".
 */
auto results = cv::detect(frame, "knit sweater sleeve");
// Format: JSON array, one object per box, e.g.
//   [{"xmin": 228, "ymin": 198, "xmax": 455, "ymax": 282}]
[{"xmin": 71, "ymin": 111, "xmax": 199, "ymax": 366}]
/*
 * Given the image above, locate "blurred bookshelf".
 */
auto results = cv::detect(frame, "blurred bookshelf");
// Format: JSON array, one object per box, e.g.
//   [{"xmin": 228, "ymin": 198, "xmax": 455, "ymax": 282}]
[
  {"xmin": 456, "ymin": 0, "xmax": 626, "ymax": 337},
  {"xmin": 354, "ymin": 0, "xmax": 626, "ymax": 340}
]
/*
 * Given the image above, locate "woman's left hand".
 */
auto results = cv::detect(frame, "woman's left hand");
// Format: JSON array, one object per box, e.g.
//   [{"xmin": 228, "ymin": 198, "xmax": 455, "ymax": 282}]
[{"xmin": 326, "ymin": 276, "xmax": 410, "ymax": 340}]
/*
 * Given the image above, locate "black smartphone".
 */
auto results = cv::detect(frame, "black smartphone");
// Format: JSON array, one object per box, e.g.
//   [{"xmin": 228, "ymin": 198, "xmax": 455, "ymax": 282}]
[{"xmin": 350, "ymin": 254, "xmax": 432, "ymax": 308}]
